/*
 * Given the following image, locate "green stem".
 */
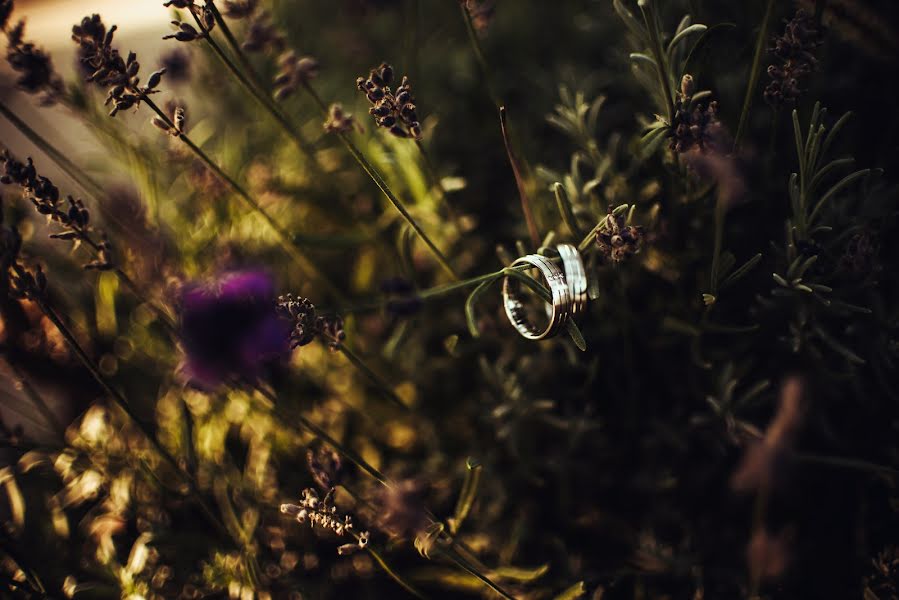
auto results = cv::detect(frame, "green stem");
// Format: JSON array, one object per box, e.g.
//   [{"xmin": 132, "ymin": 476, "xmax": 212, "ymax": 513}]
[
  {"xmin": 141, "ymin": 96, "xmax": 346, "ymax": 301},
  {"xmin": 733, "ymin": 0, "xmax": 775, "ymax": 151},
  {"xmin": 301, "ymin": 82, "xmax": 459, "ymax": 280},
  {"xmin": 414, "ymin": 139, "xmax": 461, "ymax": 228},
  {"xmin": 499, "ymin": 106, "xmax": 539, "ymax": 248},
  {"xmin": 336, "ymin": 345, "xmax": 408, "ymax": 411}
]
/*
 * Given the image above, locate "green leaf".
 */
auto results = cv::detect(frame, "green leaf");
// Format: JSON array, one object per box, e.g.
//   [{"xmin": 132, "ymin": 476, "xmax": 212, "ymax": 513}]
[
  {"xmin": 493, "ymin": 563, "xmax": 550, "ymax": 582},
  {"xmin": 613, "ymin": 0, "xmax": 647, "ymax": 40},
  {"xmin": 821, "ymin": 111, "xmax": 852, "ymax": 159},
  {"xmin": 810, "ymin": 157, "xmax": 855, "ymax": 192},
  {"xmin": 465, "ymin": 276, "xmax": 500, "ymax": 337},
  {"xmin": 554, "ymin": 581, "xmax": 587, "ymax": 600},
  {"xmin": 554, "ymin": 182, "xmax": 584, "ymax": 238},
  {"xmin": 448, "ymin": 458, "xmax": 483, "ymax": 536},
  {"xmin": 667, "ymin": 23, "xmax": 708, "ymax": 55},
  {"xmin": 566, "ymin": 320, "xmax": 587, "ymax": 351},
  {"xmin": 721, "ymin": 253, "xmax": 762, "ymax": 287},
  {"xmin": 809, "ymin": 169, "xmax": 871, "ymax": 223},
  {"xmin": 814, "ymin": 326, "xmax": 865, "ymax": 365}
]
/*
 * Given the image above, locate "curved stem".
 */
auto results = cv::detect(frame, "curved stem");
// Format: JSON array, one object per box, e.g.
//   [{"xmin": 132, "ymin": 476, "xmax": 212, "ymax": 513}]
[{"xmin": 337, "ymin": 345, "xmax": 408, "ymax": 411}]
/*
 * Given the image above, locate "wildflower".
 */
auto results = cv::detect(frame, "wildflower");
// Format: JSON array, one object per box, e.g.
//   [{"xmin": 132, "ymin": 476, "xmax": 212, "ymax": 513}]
[
  {"xmin": 5, "ymin": 21, "xmax": 64, "ymax": 104},
  {"xmin": 280, "ymin": 488, "xmax": 369, "ymax": 555},
  {"xmin": 356, "ymin": 63, "xmax": 423, "ymax": 139},
  {"xmin": 669, "ymin": 75, "xmax": 723, "ymax": 154},
  {"xmin": 1, "ymin": 152, "xmax": 115, "ymax": 270},
  {"xmin": 163, "ymin": 4, "xmax": 214, "ymax": 43},
  {"xmin": 595, "ymin": 207, "xmax": 644, "ymax": 263},
  {"xmin": 178, "ymin": 270, "xmax": 289, "ymax": 389},
  {"xmin": 242, "ymin": 11, "xmax": 284, "ymax": 54},
  {"xmin": 276, "ymin": 294, "xmax": 346, "ymax": 351},
  {"xmin": 322, "ymin": 103, "xmax": 360, "ymax": 135},
  {"xmin": 222, "ymin": 0, "xmax": 258, "ymax": 19},
  {"xmin": 764, "ymin": 9, "xmax": 822, "ymax": 108},
  {"xmin": 151, "ymin": 103, "xmax": 186, "ymax": 137},
  {"xmin": 73, "ymin": 14, "xmax": 166, "ymax": 116},
  {"xmin": 731, "ymin": 377, "xmax": 805, "ymax": 493},
  {"xmin": 273, "ymin": 52, "xmax": 318, "ymax": 100}
]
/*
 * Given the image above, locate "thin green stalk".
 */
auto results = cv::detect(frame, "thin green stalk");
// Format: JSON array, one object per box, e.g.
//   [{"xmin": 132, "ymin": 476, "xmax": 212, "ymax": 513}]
[
  {"xmin": 337, "ymin": 345, "xmax": 409, "ymax": 411},
  {"xmin": 734, "ymin": 0, "xmax": 775, "ymax": 151},
  {"xmin": 460, "ymin": 2, "xmax": 500, "ymax": 108},
  {"xmin": 30, "ymin": 292, "xmax": 231, "ymax": 542},
  {"xmin": 499, "ymin": 106, "xmax": 539, "ymax": 248},
  {"xmin": 301, "ymin": 82, "xmax": 459, "ymax": 280},
  {"xmin": 142, "ymin": 96, "xmax": 346, "ymax": 301},
  {"xmin": 414, "ymin": 139, "xmax": 461, "ymax": 228}
]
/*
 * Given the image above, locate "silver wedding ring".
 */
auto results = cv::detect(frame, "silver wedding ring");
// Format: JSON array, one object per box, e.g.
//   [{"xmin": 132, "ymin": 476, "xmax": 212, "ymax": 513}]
[
  {"xmin": 501, "ymin": 244, "xmax": 588, "ymax": 340},
  {"xmin": 502, "ymin": 254, "xmax": 570, "ymax": 340},
  {"xmin": 557, "ymin": 243, "xmax": 587, "ymax": 318}
]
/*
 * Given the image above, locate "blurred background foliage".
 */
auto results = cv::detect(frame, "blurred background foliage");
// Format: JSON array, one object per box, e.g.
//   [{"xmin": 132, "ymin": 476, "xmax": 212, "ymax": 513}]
[{"xmin": 1, "ymin": 0, "xmax": 899, "ymax": 598}]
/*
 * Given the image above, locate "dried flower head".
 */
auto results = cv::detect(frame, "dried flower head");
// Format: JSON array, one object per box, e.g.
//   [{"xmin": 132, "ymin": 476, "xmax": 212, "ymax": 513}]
[
  {"xmin": 280, "ymin": 488, "xmax": 369, "ymax": 555},
  {"xmin": 73, "ymin": 14, "xmax": 166, "ymax": 116},
  {"xmin": 179, "ymin": 270, "xmax": 289, "ymax": 389},
  {"xmin": 222, "ymin": 0, "xmax": 258, "ymax": 19},
  {"xmin": 163, "ymin": 4, "xmax": 214, "ymax": 43},
  {"xmin": 273, "ymin": 52, "xmax": 318, "ymax": 100},
  {"xmin": 242, "ymin": 11, "xmax": 284, "ymax": 54},
  {"xmin": 5, "ymin": 20, "xmax": 64, "ymax": 105},
  {"xmin": 0, "ymin": 0, "xmax": 13, "ymax": 31},
  {"xmin": 276, "ymin": 294, "xmax": 346, "ymax": 351},
  {"xmin": 306, "ymin": 445, "xmax": 342, "ymax": 490},
  {"xmin": 595, "ymin": 207, "xmax": 644, "ymax": 263},
  {"xmin": 764, "ymin": 9, "xmax": 823, "ymax": 108},
  {"xmin": 1, "ymin": 152, "xmax": 115, "ymax": 270},
  {"xmin": 669, "ymin": 75, "xmax": 723, "ymax": 154},
  {"xmin": 357, "ymin": 63, "xmax": 423, "ymax": 139},
  {"xmin": 323, "ymin": 103, "xmax": 360, "ymax": 135},
  {"xmin": 151, "ymin": 103, "xmax": 186, "ymax": 137}
]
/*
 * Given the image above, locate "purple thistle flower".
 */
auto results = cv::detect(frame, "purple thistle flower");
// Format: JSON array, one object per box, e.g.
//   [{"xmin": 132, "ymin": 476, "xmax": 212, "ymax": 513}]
[{"xmin": 178, "ymin": 270, "xmax": 289, "ymax": 389}]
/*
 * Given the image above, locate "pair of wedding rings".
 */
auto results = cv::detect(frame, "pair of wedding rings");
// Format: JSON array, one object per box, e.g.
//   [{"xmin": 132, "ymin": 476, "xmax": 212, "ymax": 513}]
[{"xmin": 502, "ymin": 243, "xmax": 587, "ymax": 340}]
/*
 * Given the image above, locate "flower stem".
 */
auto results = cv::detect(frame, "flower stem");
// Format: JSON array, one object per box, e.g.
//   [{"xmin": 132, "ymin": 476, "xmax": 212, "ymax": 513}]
[
  {"xmin": 301, "ymin": 82, "xmax": 459, "ymax": 280},
  {"xmin": 640, "ymin": 2, "xmax": 675, "ymax": 122},
  {"xmin": 733, "ymin": 0, "xmax": 775, "ymax": 151},
  {"xmin": 460, "ymin": 2, "xmax": 500, "ymax": 108},
  {"xmin": 141, "ymin": 96, "xmax": 346, "ymax": 302},
  {"xmin": 499, "ymin": 106, "xmax": 539, "ymax": 248}
]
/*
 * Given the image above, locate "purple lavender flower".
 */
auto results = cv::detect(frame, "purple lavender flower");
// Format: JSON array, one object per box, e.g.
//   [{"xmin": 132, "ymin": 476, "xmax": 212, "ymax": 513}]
[{"xmin": 178, "ymin": 270, "xmax": 289, "ymax": 389}]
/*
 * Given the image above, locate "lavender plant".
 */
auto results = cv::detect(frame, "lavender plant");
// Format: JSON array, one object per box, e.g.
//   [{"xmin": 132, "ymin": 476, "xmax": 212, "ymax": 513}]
[{"xmin": 1, "ymin": 1, "xmax": 898, "ymax": 599}]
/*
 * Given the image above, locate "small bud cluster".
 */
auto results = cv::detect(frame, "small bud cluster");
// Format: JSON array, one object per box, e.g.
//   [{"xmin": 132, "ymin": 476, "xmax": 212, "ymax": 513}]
[
  {"xmin": 73, "ymin": 14, "xmax": 166, "ymax": 116},
  {"xmin": 162, "ymin": 2, "xmax": 215, "ymax": 43},
  {"xmin": 276, "ymin": 294, "xmax": 346, "ymax": 350},
  {"xmin": 280, "ymin": 488, "xmax": 369, "ymax": 556},
  {"xmin": 357, "ymin": 63, "xmax": 422, "ymax": 140},
  {"xmin": 151, "ymin": 104, "xmax": 187, "ymax": 137},
  {"xmin": 4, "ymin": 20, "xmax": 64, "ymax": 105},
  {"xmin": 595, "ymin": 207, "xmax": 644, "ymax": 264},
  {"xmin": 307, "ymin": 446, "xmax": 342, "ymax": 490},
  {"xmin": 222, "ymin": 0, "xmax": 258, "ymax": 19},
  {"xmin": 322, "ymin": 103, "xmax": 360, "ymax": 135},
  {"xmin": 8, "ymin": 261, "xmax": 47, "ymax": 300},
  {"xmin": 242, "ymin": 12, "xmax": 285, "ymax": 54},
  {"xmin": 273, "ymin": 52, "xmax": 318, "ymax": 100},
  {"xmin": 669, "ymin": 75, "xmax": 722, "ymax": 154},
  {"xmin": 764, "ymin": 9, "xmax": 822, "ymax": 108},
  {"xmin": 1, "ymin": 152, "xmax": 115, "ymax": 271}
]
